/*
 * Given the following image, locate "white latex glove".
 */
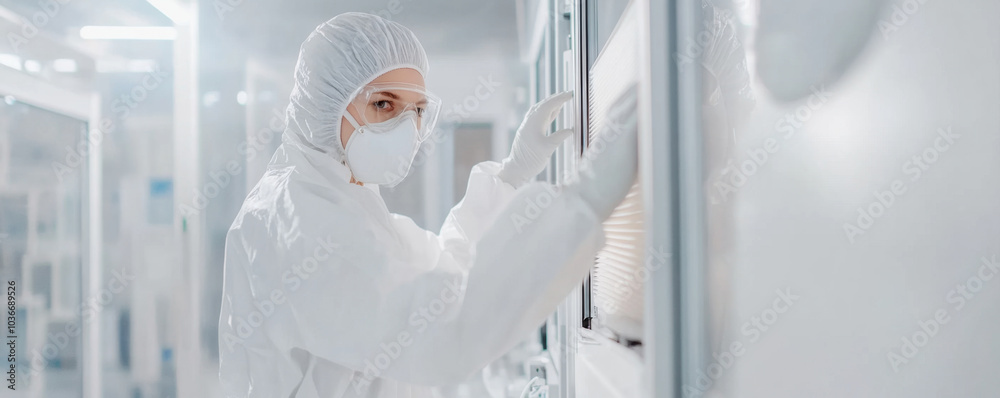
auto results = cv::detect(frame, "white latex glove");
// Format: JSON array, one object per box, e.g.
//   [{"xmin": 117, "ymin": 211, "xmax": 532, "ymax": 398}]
[
  {"xmin": 497, "ymin": 91, "xmax": 575, "ymax": 186},
  {"xmin": 566, "ymin": 106, "xmax": 639, "ymax": 221}
]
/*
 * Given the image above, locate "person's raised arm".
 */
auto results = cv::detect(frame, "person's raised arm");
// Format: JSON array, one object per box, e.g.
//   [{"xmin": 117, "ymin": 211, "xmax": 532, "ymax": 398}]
[{"xmin": 278, "ymin": 96, "xmax": 639, "ymax": 388}]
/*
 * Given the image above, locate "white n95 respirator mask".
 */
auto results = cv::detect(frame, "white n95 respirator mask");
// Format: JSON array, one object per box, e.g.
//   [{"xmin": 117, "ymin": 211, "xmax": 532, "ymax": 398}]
[
  {"xmin": 342, "ymin": 110, "xmax": 422, "ymax": 187},
  {"xmin": 341, "ymin": 83, "xmax": 441, "ymax": 187}
]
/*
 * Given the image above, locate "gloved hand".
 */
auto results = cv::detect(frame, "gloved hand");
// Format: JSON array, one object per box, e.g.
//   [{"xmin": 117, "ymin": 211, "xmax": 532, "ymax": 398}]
[
  {"xmin": 497, "ymin": 91, "xmax": 575, "ymax": 186},
  {"xmin": 566, "ymin": 107, "xmax": 639, "ymax": 221}
]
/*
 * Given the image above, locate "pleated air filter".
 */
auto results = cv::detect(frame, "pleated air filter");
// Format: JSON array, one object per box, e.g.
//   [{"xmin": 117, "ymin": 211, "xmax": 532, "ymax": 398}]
[{"xmin": 587, "ymin": 2, "xmax": 645, "ymax": 341}]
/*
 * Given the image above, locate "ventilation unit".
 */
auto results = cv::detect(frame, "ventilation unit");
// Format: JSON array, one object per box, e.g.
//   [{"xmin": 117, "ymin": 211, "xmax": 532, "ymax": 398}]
[{"xmin": 586, "ymin": 1, "xmax": 645, "ymax": 341}]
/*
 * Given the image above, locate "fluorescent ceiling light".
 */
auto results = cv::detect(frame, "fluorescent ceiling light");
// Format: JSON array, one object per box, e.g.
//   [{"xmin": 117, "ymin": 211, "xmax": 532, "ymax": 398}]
[
  {"xmin": 24, "ymin": 60, "xmax": 41, "ymax": 73},
  {"xmin": 96, "ymin": 59, "xmax": 158, "ymax": 73},
  {"xmin": 126, "ymin": 59, "xmax": 158, "ymax": 72},
  {"xmin": 0, "ymin": 54, "xmax": 21, "ymax": 70},
  {"xmin": 53, "ymin": 59, "xmax": 77, "ymax": 73},
  {"xmin": 203, "ymin": 91, "xmax": 221, "ymax": 107},
  {"xmin": 95, "ymin": 59, "xmax": 124, "ymax": 73},
  {"xmin": 80, "ymin": 26, "xmax": 177, "ymax": 40}
]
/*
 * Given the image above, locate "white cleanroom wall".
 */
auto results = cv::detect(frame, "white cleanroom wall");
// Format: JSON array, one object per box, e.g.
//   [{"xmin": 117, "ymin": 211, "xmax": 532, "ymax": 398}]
[{"xmin": 696, "ymin": 0, "xmax": 1000, "ymax": 397}]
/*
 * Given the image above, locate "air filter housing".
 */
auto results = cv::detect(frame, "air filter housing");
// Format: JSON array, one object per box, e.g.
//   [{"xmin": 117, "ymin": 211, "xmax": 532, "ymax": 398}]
[{"xmin": 586, "ymin": 2, "xmax": 645, "ymax": 341}]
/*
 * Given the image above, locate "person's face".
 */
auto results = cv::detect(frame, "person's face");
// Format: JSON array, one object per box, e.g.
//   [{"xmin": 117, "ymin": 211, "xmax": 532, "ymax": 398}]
[{"xmin": 340, "ymin": 68, "xmax": 426, "ymax": 149}]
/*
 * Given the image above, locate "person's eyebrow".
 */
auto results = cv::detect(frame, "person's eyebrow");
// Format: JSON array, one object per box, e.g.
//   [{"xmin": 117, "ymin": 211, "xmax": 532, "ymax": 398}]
[
  {"xmin": 373, "ymin": 91, "xmax": 400, "ymax": 100},
  {"xmin": 374, "ymin": 90, "xmax": 428, "ymax": 106}
]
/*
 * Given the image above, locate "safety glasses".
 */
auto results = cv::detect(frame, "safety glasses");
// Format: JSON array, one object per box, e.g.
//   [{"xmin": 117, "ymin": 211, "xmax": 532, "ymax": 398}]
[{"xmin": 348, "ymin": 82, "xmax": 441, "ymax": 141}]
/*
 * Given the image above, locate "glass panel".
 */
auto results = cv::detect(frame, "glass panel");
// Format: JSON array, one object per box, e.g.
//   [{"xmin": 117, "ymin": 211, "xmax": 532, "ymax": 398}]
[
  {"xmin": 0, "ymin": 99, "xmax": 87, "ymax": 397},
  {"xmin": 590, "ymin": 0, "xmax": 631, "ymax": 58}
]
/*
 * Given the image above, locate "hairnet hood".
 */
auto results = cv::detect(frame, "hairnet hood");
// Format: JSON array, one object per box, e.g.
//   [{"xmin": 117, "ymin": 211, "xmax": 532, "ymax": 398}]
[{"xmin": 282, "ymin": 12, "xmax": 429, "ymax": 162}]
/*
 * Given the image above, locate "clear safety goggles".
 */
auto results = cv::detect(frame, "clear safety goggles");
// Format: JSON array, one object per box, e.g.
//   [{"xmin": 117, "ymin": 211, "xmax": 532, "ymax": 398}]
[{"xmin": 347, "ymin": 83, "xmax": 442, "ymax": 141}]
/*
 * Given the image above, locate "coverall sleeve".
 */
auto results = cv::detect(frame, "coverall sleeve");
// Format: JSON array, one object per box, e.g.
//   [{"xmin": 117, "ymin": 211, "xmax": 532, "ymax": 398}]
[{"xmin": 279, "ymin": 161, "xmax": 604, "ymax": 386}]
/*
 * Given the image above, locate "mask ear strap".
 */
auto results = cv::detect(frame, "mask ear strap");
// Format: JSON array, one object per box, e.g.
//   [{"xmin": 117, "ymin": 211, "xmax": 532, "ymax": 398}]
[{"xmin": 343, "ymin": 106, "xmax": 362, "ymax": 130}]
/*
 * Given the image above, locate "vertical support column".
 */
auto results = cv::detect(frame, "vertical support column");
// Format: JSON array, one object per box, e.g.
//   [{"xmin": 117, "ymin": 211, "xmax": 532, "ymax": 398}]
[
  {"xmin": 572, "ymin": 0, "xmax": 591, "ymax": 156},
  {"xmin": 83, "ymin": 92, "xmax": 103, "ymax": 398},
  {"xmin": 640, "ymin": 0, "xmax": 681, "ymax": 396},
  {"xmin": 173, "ymin": 6, "xmax": 202, "ymax": 397},
  {"xmin": 675, "ymin": 0, "xmax": 708, "ymax": 394},
  {"xmin": 570, "ymin": 3, "xmax": 593, "ymax": 349},
  {"xmin": 554, "ymin": 3, "xmax": 584, "ymax": 398},
  {"xmin": 676, "ymin": 0, "xmax": 709, "ymax": 393}
]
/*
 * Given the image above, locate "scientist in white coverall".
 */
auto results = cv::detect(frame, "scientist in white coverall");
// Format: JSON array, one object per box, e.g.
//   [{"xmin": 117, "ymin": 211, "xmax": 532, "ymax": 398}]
[{"xmin": 219, "ymin": 12, "xmax": 637, "ymax": 397}]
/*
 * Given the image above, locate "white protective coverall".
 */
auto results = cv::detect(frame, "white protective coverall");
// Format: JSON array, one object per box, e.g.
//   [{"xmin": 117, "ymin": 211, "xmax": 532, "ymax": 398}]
[{"xmin": 219, "ymin": 13, "xmax": 608, "ymax": 397}]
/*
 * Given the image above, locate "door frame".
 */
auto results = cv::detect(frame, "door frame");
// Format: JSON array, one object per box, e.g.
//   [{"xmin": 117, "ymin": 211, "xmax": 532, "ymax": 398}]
[{"xmin": 0, "ymin": 65, "xmax": 102, "ymax": 398}]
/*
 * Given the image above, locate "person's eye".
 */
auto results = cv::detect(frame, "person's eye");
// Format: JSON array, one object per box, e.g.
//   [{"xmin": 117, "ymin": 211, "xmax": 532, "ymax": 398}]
[
  {"xmin": 373, "ymin": 100, "xmax": 392, "ymax": 111},
  {"xmin": 416, "ymin": 107, "xmax": 425, "ymax": 117}
]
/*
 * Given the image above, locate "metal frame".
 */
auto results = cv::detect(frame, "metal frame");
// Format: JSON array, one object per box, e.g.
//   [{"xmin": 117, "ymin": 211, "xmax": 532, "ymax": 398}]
[
  {"xmin": 0, "ymin": 66, "xmax": 102, "ymax": 398},
  {"xmin": 638, "ymin": 0, "xmax": 707, "ymax": 396},
  {"xmin": 573, "ymin": 0, "xmax": 593, "ymax": 155},
  {"xmin": 0, "ymin": 67, "xmax": 91, "ymax": 121},
  {"xmin": 172, "ymin": 13, "xmax": 203, "ymax": 398},
  {"xmin": 674, "ymin": 0, "xmax": 709, "ymax": 394},
  {"xmin": 522, "ymin": 0, "xmax": 705, "ymax": 396},
  {"xmin": 573, "ymin": 0, "xmax": 594, "ymax": 347},
  {"xmin": 638, "ymin": 0, "xmax": 678, "ymax": 392},
  {"xmin": 671, "ymin": 0, "xmax": 710, "ymax": 395}
]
